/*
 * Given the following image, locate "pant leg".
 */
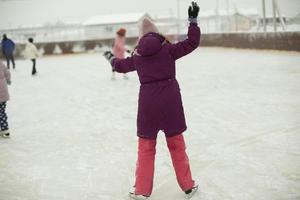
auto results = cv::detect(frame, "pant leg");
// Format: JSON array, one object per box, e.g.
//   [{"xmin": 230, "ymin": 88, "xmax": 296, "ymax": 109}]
[
  {"xmin": 5, "ymin": 55, "xmax": 10, "ymax": 69},
  {"xmin": 166, "ymin": 134, "xmax": 194, "ymax": 191},
  {"xmin": 31, "ymin": 59, "xmax": 36, "ymax": 75},
  {"xmin": 11, "ymin": 54, "xmax": 15, "ymax": 68},
  {"xmin": 0, "ymin": 102, "xmax": 9, "ymax": 131},
  {"xmin": 134, "ymin": 137, "xmax": 157, "ymax": 196}
]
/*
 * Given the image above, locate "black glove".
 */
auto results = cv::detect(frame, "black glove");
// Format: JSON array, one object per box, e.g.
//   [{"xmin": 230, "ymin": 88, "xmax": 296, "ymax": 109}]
[
  {"xmin": 103, "ymin": 51, "xmax": 115, "ymax": 62},
  {"xmin": 188, "ymin": 1, "xmax": 200, "ymax": 18}
]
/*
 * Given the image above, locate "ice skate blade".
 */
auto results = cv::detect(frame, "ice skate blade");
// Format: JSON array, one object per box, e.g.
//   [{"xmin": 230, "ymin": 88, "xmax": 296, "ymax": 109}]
[
  {"xmin": 0, "ymin": 130, "xmax": 10, "ymax": 138},
  {"xmin": 128, "ymin": 193, "xmax": 149, "ymax": 200},
  {"xmin": 185, "ymin": 185, "xmax": 199, "ymax": 199},
  {"xmin": 1, "ymin": 134, "xmax": 10, "ymax": 138}
]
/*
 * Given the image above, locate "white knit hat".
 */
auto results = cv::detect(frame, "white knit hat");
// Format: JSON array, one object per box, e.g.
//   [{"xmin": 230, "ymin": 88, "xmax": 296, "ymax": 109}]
[{"xmin": 139, "ymin": 18, "xmax": 159, "ymax": 37}]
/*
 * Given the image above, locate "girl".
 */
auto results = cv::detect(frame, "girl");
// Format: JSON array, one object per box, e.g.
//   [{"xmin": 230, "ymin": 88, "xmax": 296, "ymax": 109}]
[
  {"xmin": 0, "ymin": 61, "xmax": 11, "ymax": 138},
  {"xmin": 24, "ymin": 38, "xmax": 39, "ymax": 75},
  {"xmin": 112, "ymin": 28, "xmax": 129, "ymax": 80},
  {"xmin": 104, "ymin": 2, "xmax": 200, "ymax": 199}
]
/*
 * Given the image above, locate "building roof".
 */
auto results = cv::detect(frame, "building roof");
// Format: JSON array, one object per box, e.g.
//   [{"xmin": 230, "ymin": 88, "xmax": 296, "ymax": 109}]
[{"xmin": 82, "ymin": 12, "xmax": 152, "ymax": 26}]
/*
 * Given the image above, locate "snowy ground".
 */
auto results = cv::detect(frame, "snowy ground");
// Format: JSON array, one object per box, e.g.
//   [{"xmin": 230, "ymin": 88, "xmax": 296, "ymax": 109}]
[{"xmin": 0, "ymin": 48, "xmax": 299, "ymax": 200}]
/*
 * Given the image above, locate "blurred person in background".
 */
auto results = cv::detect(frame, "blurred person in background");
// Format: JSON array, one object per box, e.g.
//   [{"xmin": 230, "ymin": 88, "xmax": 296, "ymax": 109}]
[
  {"xmin": 104, "ymin": 2, "xmax": 201, "ymax": 199},
  {"xmin": 112, "ymin": 28, "xmax": 130, "ymax": 80},
  {"xmin": 1, "ymin": 34, "xmax": 16, "ymax": 70},
  {"xmin": 24, "ymin": 38, "xmax": 39, "ymax": 76},
  {"xmin": 0, "ymin": 60, "xmax": 11, "ymax": 138}
]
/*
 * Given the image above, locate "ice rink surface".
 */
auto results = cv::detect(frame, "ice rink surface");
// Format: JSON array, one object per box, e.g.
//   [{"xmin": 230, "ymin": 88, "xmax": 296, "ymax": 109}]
[{"xmin": 0, "ymin": 47, "xmax": 299, "ymax": 200}]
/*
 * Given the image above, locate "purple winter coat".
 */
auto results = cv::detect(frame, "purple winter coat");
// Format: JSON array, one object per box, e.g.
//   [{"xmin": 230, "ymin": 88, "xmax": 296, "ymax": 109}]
[{"xmin": 112, "ymin": 23, "xmax": 201, "ymax": 139}]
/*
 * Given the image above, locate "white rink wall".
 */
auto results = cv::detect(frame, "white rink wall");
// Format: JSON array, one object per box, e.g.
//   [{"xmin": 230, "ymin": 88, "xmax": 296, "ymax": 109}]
[{"xmin": 0, "ymin": 48, "xmax": 299, "ymax": 200}]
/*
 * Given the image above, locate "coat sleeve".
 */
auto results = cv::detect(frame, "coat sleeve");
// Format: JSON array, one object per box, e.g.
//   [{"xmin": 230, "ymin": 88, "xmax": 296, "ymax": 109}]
[
  {"xmin": 168, "ymin": 23, "xmax": 201, "ymax": 60},
  {"xmin": 1, "ymin": 41, "xmax": 5, "ymax": 54},
  {"xmin": 10, "ymin": 39, "xmax": 15, "ymax": 50},
  {"xmin": 111, "ymin": 56, "xmax": 135, "ymax": 73},
  {"xmin": 4, "ymin": 65, "xmax": 11, "ymax": 82},
  {"xmin": 32, "ymin": 45, "xmax": 39, "ymax": 57}
]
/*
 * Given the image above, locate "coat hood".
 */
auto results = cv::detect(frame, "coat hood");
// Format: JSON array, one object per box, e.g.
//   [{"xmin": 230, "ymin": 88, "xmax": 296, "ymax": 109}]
[{"xmin": 137, "ymin": 32, "xmax": 165, "ymax": 56}]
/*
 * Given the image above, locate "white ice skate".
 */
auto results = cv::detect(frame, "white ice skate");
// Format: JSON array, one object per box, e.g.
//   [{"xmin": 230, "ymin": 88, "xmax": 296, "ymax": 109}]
[
  {"xmin": 129, "ymin": 192, "xmax": 149, "ymax": 200},
  {"xmin": 185, "ymin": 184, "xmax": 199, "ymax": 199},
  {"xmin": 123, "ymin": 74, "xmax": 129, "ymax": 80},
  {"xmin": 111, "ymin": 72, "xmax": 116, "ymax": 80}
]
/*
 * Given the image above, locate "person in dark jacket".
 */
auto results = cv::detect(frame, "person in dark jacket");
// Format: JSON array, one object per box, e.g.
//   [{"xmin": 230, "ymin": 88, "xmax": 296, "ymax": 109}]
[
  {"xmin": 104, "ymin": 2, "xmax": 201, "ymax": 199},
  {"xmin": 1, "ymin": 34, "xmax": 16, "ymax": 70}
]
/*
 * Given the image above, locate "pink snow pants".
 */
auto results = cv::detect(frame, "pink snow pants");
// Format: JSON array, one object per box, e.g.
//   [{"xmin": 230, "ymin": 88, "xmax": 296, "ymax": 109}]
[{"xmin": 134, "ymin": 134, "xmax": 195, "ymax": 196}]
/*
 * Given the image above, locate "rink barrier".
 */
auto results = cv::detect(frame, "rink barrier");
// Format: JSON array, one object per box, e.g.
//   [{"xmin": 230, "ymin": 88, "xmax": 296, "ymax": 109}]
[
  {"xmin": 1, "ymin": 32, "xmax": 299, "ymax": 59},
  {"xmin": 200, "ymin": 31, "xmax": 300, "ymax": 51}
]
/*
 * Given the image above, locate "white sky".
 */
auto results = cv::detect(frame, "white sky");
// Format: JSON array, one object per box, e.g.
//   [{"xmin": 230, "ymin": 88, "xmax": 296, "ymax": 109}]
[{"xmin": 0, "ymin": 0, "xmax": 299, "ymax": 28}]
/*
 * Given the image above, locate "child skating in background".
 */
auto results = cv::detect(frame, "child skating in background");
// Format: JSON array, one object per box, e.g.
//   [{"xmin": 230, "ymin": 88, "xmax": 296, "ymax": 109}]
[
  {"xmin": 112, "ymin": 28, "xmax": 129, "ymax": 80},
  {"xmin": 0, "ymin": 61, "xmax": 11, "ymax": 138},
  {"xmin": 24, "ymin": 38, "xmax": 39, "ymax": 76},
  {"xmin": 104, "ymin": 2, "xmax": 200, "ymax": 199}
]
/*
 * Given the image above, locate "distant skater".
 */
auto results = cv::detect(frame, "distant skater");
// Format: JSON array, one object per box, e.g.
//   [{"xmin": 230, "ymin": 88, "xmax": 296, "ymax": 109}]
[
  {"xmin": 112, "ymin": 28, "xmax": 130, "ymax": 80},
  {"xmin": 1, "ymin": 34, "xmax": 16, "ymax": 70},
  {"xmin": 104, "ymin": 2, "xmax": 200, "ymax": 199},
  {"xmin": 0, "ymin": 61, "xmax": 11, "ymax": 138},
  {"xmin": 24, "ymin": 38, "xmax": 39, "ymax": 75}
]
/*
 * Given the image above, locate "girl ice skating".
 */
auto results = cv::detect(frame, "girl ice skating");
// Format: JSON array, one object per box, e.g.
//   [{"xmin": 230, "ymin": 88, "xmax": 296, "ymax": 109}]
[
  {"xmin": 0, "ymin": 61, "xmax": 11, "ymax": 138},
  {"xmin": 104, "ymin": 2, "xmax": 200, "ymax": 199},
  {"xmin": 112, "ymin": 28, "xmax": 130, "ymax": 80}
]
